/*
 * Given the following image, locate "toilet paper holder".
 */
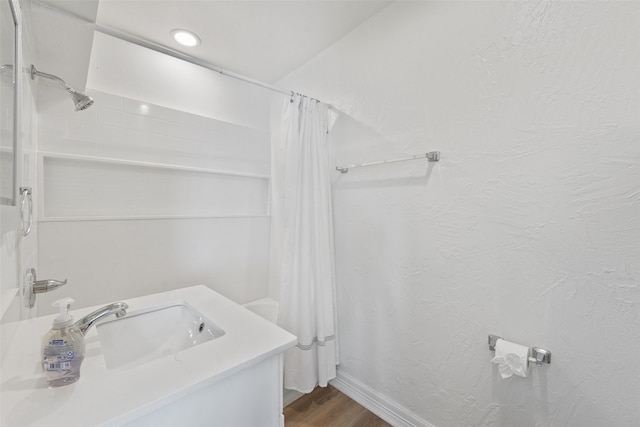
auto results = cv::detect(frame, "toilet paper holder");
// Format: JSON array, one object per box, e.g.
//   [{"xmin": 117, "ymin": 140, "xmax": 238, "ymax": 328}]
[{"xmin": 488, "ymin": 334, "xmax": 551, "ymax": 366}]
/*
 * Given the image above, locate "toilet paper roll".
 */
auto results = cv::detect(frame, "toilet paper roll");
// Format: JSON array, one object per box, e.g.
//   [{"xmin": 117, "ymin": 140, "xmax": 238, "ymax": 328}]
[{"xmin": 490, "ymin": 338, "xmax": 529, "ymax": 379}]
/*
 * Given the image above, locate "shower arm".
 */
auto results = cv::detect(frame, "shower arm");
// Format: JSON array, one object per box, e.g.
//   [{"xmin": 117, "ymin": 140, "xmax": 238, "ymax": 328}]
[
  {"xmin": 3, "ymin": 64, "xmax": 93, "ymax": 111},
  {"xmin": 28, "ymin": 64, "xmax": 93, "ymax": 111},
  {"xmin": 3, "ymin": 64, "xmax": 81, "ymax": 96},
  {"xmin": 30, "ymin": 65, "xmax": 74, "ymax": 94},
  {"xmin": 2, "ymin": 64, "xmax": 75, "ymax": 93}
]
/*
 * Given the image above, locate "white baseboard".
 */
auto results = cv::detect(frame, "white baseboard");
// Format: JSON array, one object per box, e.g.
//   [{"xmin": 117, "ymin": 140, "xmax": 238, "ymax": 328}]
[{"xmin": 330, "ymin": 370, "xmax": 435, "ymax": 427}]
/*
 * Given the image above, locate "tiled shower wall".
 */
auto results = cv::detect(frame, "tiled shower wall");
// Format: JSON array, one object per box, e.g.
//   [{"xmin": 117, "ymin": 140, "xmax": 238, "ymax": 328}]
[{"xmin": 36, "ymin": 87, "xmax": 272, "ymax": 314}]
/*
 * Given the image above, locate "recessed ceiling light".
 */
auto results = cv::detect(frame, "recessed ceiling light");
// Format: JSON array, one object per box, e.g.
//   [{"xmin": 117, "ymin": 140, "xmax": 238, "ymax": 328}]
[{"xmin": 171, "ymin": 29, "xmax": 200, "ymax": 47}]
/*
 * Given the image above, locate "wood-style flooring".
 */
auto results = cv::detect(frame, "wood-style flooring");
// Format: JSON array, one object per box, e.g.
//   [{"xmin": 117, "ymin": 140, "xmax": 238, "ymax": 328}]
[{"xmin": 284, "ymin": 385, "xmax": 391, "ymax": 427}]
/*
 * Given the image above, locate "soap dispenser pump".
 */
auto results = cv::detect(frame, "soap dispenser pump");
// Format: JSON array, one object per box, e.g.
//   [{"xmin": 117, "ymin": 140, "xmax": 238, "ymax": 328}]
[{"xmin": 42, "ymin": 297, "xmax": 85, "ymax": 387}]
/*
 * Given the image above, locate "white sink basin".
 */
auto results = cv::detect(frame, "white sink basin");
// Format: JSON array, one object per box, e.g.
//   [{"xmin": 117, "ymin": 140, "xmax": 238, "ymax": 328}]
[{"xmin": 97, "ymin": 302, "xmax": 225, "ymax": 369}]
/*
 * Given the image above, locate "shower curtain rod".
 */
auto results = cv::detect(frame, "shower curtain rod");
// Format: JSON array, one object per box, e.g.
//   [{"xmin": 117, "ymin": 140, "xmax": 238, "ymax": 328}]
[
  {"xmin": 98, "ymin": 25, "xmax": 334, "ymax": 105},
  {"xmin": 94, "ymin": 25, "xmax": 293, "ymax": 97},
  {"xmin": 33, "ymin": 2, "xmax": 319, "ymax": 101}
]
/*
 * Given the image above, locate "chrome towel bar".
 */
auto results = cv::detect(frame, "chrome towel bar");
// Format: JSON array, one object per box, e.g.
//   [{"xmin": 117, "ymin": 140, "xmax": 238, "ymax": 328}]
[{"xmin": 336, "ymin": 151, "xmax": 440, "ymax": 173}]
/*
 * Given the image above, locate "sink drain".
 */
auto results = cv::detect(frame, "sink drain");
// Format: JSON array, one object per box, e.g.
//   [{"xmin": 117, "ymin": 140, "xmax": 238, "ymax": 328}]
[{"xmin": 198, "ymin": 322, "xmax": 205, "ymax": 333}]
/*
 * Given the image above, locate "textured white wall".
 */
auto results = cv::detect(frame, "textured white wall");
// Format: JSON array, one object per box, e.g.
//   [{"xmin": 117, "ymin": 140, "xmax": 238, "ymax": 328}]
[{"xmin": 279, "ymin": 1, "xmax": 640, "ymax": 426}]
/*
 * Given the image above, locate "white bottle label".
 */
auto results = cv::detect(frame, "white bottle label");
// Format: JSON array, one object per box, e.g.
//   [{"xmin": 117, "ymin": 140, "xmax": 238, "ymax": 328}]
[{"xmin": 43, "ymin": 339, "xmax": 75, "ymax": 371}]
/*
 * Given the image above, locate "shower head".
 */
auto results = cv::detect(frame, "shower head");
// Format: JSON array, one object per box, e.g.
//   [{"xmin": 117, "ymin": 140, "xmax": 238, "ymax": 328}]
[
  {"xmin": 30, "ymin": 64, "xmax": 94, "ymax": 111},
  {"xmin": 68, "ymin": 90, "xmax": 94, "ymax": 111}
]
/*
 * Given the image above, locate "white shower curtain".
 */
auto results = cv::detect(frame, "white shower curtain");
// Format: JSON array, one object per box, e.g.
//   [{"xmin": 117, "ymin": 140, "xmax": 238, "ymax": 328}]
[{"xmin": 271, "ymin": 93, "xmax": 338, "ymax": 393}]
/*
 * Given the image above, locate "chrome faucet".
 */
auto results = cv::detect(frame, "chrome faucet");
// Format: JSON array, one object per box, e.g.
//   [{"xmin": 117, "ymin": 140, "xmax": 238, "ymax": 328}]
[{"xmin": 74, "ymin": 302, "xmax": 129, "ymax": 335}]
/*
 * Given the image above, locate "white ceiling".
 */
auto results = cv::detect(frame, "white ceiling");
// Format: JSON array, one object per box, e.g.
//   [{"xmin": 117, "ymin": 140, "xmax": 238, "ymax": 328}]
[
  {"xmin": 31, "ymin": 0, "xmax": 392, "ymax": 89},
  {"xmin": 96, "ymin": 1, "xmax": 391, "ymax": 83}
]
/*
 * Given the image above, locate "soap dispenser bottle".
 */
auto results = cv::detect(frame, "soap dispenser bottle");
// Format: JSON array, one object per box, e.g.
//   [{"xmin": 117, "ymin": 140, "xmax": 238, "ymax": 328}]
[{"xmin": 42, "ymin": 297, "xmax": 85, "ymax": 387}]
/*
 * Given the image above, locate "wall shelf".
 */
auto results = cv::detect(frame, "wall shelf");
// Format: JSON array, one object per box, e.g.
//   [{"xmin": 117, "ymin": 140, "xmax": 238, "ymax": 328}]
[
  {"xmin": 38, "ymin": 152, "xmax": 270, "ymax": 179},
  {"xmin": 38, "ymin": 153, "xmax": 270, "ymax": 220},
  {"xmin": 39, "ymin": 214, "xmax": 271, "ymax": 222}
]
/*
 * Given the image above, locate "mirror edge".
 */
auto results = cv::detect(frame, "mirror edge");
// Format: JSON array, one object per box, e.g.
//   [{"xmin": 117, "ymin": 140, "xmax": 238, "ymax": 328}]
[{"xmin": 1, "ymin": 0, "xmax": 20, "ymax": 207}]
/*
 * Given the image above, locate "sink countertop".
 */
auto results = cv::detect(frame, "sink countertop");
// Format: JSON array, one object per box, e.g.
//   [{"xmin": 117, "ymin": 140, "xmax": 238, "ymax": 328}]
[{"xmin": 0, "ymin": 285, "xmax": 297, "ymax": 426}]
